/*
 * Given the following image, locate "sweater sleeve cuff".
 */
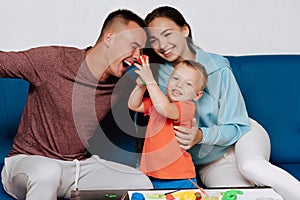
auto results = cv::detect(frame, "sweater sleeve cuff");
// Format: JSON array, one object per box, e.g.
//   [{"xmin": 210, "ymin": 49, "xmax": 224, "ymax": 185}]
[{"xmin": 199, "ymin": 127, "xmax": 209, "ymax": 144}]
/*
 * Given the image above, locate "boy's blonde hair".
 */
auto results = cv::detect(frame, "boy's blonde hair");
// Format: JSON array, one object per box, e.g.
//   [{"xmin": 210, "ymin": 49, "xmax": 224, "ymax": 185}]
[{"xmin": 176, "ymin": 60, "xmax": 208, "ymax": 91}]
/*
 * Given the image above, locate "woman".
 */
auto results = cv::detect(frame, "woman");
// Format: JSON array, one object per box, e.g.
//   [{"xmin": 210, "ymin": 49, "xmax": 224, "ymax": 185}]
[{"xmin": 143, "ymin": 6, "xmax": 300, "ymax": 200}]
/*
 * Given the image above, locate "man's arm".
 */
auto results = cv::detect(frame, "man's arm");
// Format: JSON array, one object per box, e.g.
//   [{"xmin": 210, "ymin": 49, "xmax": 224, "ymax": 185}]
[{"xmin": 0, "ymin": 47, "xmax": 54, "ymax": 85}]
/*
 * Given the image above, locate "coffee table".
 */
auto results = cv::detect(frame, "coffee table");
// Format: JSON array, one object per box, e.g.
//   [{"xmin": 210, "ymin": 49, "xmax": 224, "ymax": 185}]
[
  {"xmin": 71, "ymin": 189, "xmax": 129, "ymax": 200},
  {"xmin": 71, "ymin": 187, "xmax": 283, "ymax": 200}
]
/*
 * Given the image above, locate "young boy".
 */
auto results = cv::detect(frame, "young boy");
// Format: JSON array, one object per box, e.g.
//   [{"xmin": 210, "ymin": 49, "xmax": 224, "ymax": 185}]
[{"xmin": 128, "ymin": 57, "xmax": 208, "ymax": 189}]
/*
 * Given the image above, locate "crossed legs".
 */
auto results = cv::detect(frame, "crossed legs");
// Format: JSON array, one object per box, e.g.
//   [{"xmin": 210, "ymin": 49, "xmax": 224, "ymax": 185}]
[
  {"xmin": 236, "ymin": 118, "xmax": 300, "ymax": 200},
  {"xmin": 198, "ymin": 118, "xmax": 300, "ymax": 200}
]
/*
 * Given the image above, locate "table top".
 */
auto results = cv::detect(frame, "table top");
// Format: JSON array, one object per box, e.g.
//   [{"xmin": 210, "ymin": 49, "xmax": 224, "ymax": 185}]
[
  {"xmin": 71, "ymin": 187, "xmax": 283, "ymax": 200},
  {"xmin": 71, "ymin": 189, "xmax": 129, "ymax": 200}
]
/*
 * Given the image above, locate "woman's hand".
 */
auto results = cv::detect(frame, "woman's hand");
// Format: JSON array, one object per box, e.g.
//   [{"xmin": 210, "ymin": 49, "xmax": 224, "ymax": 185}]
[{"xmin": 174, "ymin": 118, "xmax": 203, "ymax": 150}]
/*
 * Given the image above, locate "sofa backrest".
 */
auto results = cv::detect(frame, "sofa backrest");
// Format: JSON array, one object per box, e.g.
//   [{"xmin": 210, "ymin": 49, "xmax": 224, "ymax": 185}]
[
  {"xmin": 1, "ymin": 55, "xmax": 300, "ymax": 167},
  {"xmin": 0, "ymin": 78, "xmax": 137, "ymax": 167},
  {"xmin": 226, "ymin": 55, "xmax": 300, "ymax": 164}
]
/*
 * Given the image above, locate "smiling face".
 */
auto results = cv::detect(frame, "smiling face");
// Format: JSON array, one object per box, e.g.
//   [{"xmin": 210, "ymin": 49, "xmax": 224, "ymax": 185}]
[
  {"xmin": 167, "ymin": 63, "xmax": 203, "ymax": 102},
  {"xmin": 147, "ymin": 17, "xmax": 190, "ymax": 64},
  {"xmin": 104, "ymin": 21, "xmax": 147, "ymax": 79}
]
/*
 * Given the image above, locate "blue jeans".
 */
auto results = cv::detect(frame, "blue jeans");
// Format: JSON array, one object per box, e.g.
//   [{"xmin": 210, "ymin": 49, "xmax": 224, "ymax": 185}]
[{"xmin": 150, "ymin": 177, "xmax": 198, "ymax": 189}]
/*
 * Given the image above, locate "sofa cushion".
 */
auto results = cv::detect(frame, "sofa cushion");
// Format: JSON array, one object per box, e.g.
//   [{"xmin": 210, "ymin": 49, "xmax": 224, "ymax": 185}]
[
  {"xmin": 0, "ymin": 78, "xmax": 29, "ymax": 199},
  {"xmin": 227, "ymin": 55, "xmax": 300, "ymax": 164},
  {"xmin": 0, "ymin": 79, "xmax": 29, "ymax": 165}
]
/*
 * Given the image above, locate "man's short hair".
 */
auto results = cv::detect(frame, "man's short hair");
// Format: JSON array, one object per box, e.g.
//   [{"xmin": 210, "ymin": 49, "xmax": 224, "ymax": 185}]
[{"xmin": 96, "ymin": 9, "xmax": 146, "ymax": 44}]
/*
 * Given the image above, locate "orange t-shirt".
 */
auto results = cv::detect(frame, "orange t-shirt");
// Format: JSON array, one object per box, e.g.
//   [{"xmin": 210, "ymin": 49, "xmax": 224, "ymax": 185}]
[{"xmin": 140, "ymin": 98, "xmax": 196, "ymax": 179}]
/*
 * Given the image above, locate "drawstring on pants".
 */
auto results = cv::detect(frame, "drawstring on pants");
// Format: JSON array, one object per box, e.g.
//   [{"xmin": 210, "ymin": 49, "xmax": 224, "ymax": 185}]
[
  {"xmin": 134, "ymin": 112, "xmax": 141, "ymax": 169},
  {"xmin": 73, "ymin": 159, "xmax": 80, "ymax": 191}
]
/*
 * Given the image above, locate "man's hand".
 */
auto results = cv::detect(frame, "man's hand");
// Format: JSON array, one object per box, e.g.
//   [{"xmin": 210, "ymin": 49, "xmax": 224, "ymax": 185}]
[{"xmin": 174, "ymin": 118, "xmax": 203, "ymax": 150}]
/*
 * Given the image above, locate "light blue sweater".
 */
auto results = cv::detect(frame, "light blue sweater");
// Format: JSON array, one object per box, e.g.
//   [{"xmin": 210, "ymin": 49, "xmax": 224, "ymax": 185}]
[{"xmin": 152, "ymin": 48, "xmax": 250, "ymax": 164}]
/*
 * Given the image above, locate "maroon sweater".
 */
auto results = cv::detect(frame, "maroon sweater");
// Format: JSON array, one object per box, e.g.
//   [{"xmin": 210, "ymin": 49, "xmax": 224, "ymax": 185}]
[{"xmin": 0, "ymin": 46, "xmax": 118, "ymax": 160}]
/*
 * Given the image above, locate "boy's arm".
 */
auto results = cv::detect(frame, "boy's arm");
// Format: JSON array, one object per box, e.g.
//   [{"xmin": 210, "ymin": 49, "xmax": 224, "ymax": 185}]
[
  {"xmin": 128, "ymin": 78, "xmax": 147, "ymax": 113},
  {"xmin": 145, "ymin": 81, "xmax": 178, "ymax": 120},
  {"xmin": 135, "ymin": 56, "xmax": 178, "ymax": 120}
]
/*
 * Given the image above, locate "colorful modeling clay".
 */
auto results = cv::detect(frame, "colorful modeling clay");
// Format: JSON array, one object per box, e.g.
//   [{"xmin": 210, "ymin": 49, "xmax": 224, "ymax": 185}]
[
  {"xmin": 166, "ymin": 193, "xmax": 176, "ymax": 200},
  {"xmin": 195, "ymin": 192, "xmax": 202, "ymax": 200},
  {"xmin": 221, "ymin": 190, "xmax": 243, "ymax": 200},
  {"xmin": 173, "ymin": 190, "xmax": 203, "ymax": 200},
  {"xmin": 105, "ymin": 193, "xmax": 117, "ymax": 199},
  {"xmin": 137, "ymin": 55, "xmax": 149, "ymax": 64},
  {"xmin": 131, "ymin": 192, "xmax": 145, "ymax": 200}
]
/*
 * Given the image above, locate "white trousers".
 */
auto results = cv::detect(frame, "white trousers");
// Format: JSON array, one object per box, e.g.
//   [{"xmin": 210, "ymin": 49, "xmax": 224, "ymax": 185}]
[
  {"xmin": 1, "ymin": 155, "xmax": 152, "ymax": 200},
  {"xmin": 198, "ymin": 118, "xmax": 300, "ymax": 200}
]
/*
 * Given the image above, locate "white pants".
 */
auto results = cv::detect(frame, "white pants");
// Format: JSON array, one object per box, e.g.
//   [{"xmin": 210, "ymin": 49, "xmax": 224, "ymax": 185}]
[
  {"xmin": 198, "ymin": 118, "xmax": 300, "ymax": 200},
  {"xmin": 1, "ymin": 155, "xmax": 152, "ymax": 200}
]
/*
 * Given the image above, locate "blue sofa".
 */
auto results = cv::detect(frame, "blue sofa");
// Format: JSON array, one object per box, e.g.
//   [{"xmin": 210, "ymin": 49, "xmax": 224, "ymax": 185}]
[{"xmin": 1, "ymin": 55, "xmax": 300, "ymax": 199}]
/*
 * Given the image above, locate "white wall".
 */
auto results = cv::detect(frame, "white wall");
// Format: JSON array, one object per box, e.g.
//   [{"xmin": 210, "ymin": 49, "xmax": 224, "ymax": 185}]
[{"xmin": 0, "ymin": 0, "xmax": 299, "ymax": 55}]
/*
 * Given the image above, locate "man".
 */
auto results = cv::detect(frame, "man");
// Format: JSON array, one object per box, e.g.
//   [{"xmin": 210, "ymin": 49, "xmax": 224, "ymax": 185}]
[{"xmin": 0, "ymin": 9, "xmax": 151, "ymax": 200}]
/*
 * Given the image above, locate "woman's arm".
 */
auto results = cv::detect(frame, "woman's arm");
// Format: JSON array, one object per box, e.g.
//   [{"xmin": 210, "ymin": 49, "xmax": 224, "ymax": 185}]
[
  {"xmin": 174, "ymin": 118, "xmax": 203, "ymax": 150},
  {"xmin": 175, "ymin": 68, "xmax": 250, "ymax": 150},
  {"xmin": 198, "ymin": 68, "xmax": 250, "ymax": 146}
]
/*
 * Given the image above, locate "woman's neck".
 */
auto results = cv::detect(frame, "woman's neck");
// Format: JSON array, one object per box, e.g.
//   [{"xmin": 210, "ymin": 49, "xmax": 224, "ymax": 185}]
[{"xmin": 172, "ymin": 49, "xmax": 196, "ymax": 67}]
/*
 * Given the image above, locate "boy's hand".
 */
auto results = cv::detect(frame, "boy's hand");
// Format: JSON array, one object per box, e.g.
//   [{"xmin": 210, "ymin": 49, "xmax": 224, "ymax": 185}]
[
  {"xmin": 136, "ymin": 76, "xmax": 146, "ymax": 87},
  {"xmin": 137, "ymin": 55, "xmax": 148, "ymax": 65},
  {"xmin": 134, "ymin": 55, "xmax": 156, "ymax": 85}
]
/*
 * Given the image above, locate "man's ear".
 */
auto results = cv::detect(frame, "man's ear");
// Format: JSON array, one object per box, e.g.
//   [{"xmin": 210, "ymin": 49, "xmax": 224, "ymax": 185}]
[
  {"xmin": 194, "ymin": 90, "xmax": 203, "ymax": 101},
  {"xmin": 103, "ymin": 32, "xmax": 113, "ymax": 47}
]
